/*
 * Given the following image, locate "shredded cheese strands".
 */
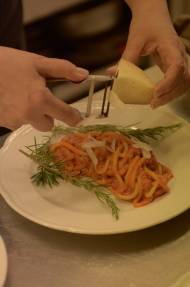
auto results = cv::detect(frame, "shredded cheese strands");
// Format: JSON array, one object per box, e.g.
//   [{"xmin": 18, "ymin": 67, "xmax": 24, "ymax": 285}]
[
  {"xmin": 83, "ymin": 139, "xmax": 105, "ymax": 149},
  {"xmin": 82, "ymin": 139, "xmax": 105, "ymax": 167},
  {"xmin": 131, "ymin": 137, "xmax": 152, "ymax": 159},
  {"xmin": 84, "ymin": 146, "xmax": 98, "ymax": 167}
]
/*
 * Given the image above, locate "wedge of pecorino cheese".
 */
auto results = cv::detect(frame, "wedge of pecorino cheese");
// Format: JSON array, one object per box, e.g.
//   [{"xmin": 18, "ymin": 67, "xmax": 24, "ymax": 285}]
[{"xmin": 112, "ymin": 59, "xmax": 154, "ymax": 105}]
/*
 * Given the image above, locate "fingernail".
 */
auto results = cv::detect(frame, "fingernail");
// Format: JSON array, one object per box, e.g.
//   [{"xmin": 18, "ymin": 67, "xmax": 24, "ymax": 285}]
[
  {"xmin": 150, "ymin": 101, "xmax": 158, "ymax": 109},
  {"xmin": 106, "ymin": 66, "xmax": 117, "ymax": 76},
  {"xmin": 73, "ymin": 107, "xmax": 82, "ymax": 119},
  {"xmin": 76, "ymin": 67, "xmax": 89, "ymax": 77},
  {"xmin": 151, "ymin": 104, "xmax": 157, "ymax": 109},
  {"xmin": 70, "ymin": 108, "xmax": 83, "ymax": 126}
]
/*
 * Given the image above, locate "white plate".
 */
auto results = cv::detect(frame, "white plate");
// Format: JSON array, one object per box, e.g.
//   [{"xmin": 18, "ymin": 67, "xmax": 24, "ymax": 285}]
[
  {"xmin": 0, "ymin": 102, "xmax": 190, "ymax": 234},
  {"xmin": 0, "ymin": 236, "xmax": 8, "ymax": 287}
]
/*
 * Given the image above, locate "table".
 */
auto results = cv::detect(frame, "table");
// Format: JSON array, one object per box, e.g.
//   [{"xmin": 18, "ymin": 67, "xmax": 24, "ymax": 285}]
[{"xmin": 0, "ymin": 66, "xmax": 190, "ymax": 287}]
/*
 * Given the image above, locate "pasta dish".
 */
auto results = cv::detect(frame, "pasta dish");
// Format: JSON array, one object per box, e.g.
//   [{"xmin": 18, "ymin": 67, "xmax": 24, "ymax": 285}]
[{"xmin": 50, "ymin": 130, "xmax": 173, "ymax": 207}]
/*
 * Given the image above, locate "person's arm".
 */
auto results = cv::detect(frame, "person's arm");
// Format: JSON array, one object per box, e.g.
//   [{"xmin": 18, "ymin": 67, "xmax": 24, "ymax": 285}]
[
  {"xmin": 126, "ymin": 0, "xmax": 169, "ymax": 15},
  {"xmin": 0, "ymin": 47, "xmax": 88, "ymax": 131},
  {"xmin": 124, "ymin": 0, "xmax": 190, "ymax": 108}
]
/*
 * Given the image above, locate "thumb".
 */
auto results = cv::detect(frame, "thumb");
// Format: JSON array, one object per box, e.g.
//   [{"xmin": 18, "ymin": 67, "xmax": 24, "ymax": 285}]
[{"xmin": 36, "ymin": 56, "xmax": 89, "ymax": 82}]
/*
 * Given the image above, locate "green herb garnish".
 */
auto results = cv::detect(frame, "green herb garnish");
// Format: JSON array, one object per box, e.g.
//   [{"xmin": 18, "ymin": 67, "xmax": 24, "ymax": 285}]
[
  {"xmin": 19, "ymin": 137, "xmax": 119, "ymax": 220},
  {"xmin": 52, "ymin": 123, "xmax": 182, "ymax": 143}
]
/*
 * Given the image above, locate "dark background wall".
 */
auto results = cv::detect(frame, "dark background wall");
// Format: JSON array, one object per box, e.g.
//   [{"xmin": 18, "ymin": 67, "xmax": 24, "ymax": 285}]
[{"xmin": 25, "ymin": 0, "xmax": 131, "ymax": 70}]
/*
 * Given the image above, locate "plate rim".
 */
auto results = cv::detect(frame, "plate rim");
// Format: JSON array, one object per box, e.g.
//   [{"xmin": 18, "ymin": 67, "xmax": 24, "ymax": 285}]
[{"xmin": 0, "ymin": 181, "xmax": 189, "ymax": 235}]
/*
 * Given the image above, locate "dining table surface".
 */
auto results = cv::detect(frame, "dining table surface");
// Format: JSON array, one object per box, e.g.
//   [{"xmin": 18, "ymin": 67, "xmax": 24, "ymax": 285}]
[{"xmin": 0, "ymin": 65, "xmax": 190, "ymax": 287}]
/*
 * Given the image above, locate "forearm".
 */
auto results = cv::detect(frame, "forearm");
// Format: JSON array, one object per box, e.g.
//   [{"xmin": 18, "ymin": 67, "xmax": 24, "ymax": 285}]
[
  {"xmin": 125, "ymin": 0, "xmax": 174, "ymax": 34},
  {"xmin": 125, "ymin": 0, "xmax": 170, "ymax": 18}
]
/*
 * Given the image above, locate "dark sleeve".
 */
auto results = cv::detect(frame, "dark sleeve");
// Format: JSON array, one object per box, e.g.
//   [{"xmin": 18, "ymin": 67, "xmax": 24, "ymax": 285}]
[
  {"xmin": 0, "ymin": 0, "xmax": 25, "ymax": 135},
  {"xmin": 0, "ymin": 0, "xmax": 25, "ymax": 49}
]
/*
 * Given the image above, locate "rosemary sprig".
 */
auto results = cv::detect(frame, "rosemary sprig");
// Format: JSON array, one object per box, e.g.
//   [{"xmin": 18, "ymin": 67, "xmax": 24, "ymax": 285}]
[
  {"xmin": 124, "ymin": 123, "xmax": 182, "ymax": 143},
  {"xmin": 52, "ymin": 123, "xmax": 182, "ymax": 143},
  {"xmin": 19, "ymin": 141, "xmax": 64, "ymax": 188},
  {"xmin": 62, "ymin": 175, "xmax": 120, "ymax": 220},
  {"xmin": 20, "ymin": 139, "xmax": 120, "ymax": 220}
]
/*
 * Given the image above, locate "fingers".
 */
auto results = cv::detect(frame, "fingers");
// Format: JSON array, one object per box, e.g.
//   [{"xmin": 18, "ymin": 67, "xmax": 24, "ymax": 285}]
[
  {"xmin": 0, "ymin": 121, "xmax": 22, "ymax": 131},
  {"xmin": 28, "ymin": 88, "xmax": 82, "ymax": 131},
  {"xmin": 43, "ymin": 89, "xmax": 82, "ymax": 126},
  {"xmin": 151, "ymin": 73, "xmax": 190, "ymax": 108},
  {"xmin": 150, "ymin": 38, "xmax": 190, "ymax": 108},
  {"xmin": 122, "ymin": 31, "xmax": 143, "ymax": 64},
  {"xmin": 106, "ymin": 65, "xmax": 118, "ymax": 76},
  {"xmin": 1, "ymin": 101, "xmax": 54, "ymax": 132},
  {"xmin": 123, "ymin": 43, "xmax": 141, "ymax": 64},
  {"xmin": 157, "ymin": 64, "xmax": 184, "ymax": 94},
  {"xmin": 0, "ymin": 88, "xmax": 82, "ymax": 132},
  {"xmin": 0, "ymin": 106, "xmax": 24, "ymax": 130},
  {"xmin": 36, "ymin": 56, "xmax": 89, "ymax": 82},
  {"xmin": 154, "ymin": 41, "xmax": 188, "ymax": 82},
  {"xmin": 151, "ymin": 61, "xmax": 190, "ymax": 108},
  {"xmin": 29, "ymin": 115, "xmax": 54, "ymax": 132}
]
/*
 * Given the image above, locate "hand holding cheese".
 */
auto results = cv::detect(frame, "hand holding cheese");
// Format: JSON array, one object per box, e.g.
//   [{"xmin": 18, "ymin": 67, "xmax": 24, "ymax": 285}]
[
  {"xmin": 112, "ymin": 59, "xmax": 154, "ymax": 105},
  {"xmin": 123, "ymin": 0, "xmax": 190, "ymax": 108}
]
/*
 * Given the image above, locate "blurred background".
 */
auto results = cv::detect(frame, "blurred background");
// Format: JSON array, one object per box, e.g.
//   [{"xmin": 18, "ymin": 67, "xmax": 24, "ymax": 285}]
[
  {"xmin": 22, "ymin": 0, "xmax": 190, "ymax": 103},
  {"xmin": 24, "ymin": 0, "xmax": 132, "ymax": 103}
]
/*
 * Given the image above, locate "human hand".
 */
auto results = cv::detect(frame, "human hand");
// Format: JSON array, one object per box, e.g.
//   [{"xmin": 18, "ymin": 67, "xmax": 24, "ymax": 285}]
[
  {"xmin": 124, "ymin": 0, "xmax": 190, "ymax": 108},
  {"xmin": 0, "ymin": 46, "xmax": 89, "ymax": 131}
]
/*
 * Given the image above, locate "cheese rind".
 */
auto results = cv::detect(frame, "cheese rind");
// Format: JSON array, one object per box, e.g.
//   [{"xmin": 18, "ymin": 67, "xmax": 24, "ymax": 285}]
[{"xmin": 112, "ymin": 59, "xmax": 154, "ymax": 104}]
